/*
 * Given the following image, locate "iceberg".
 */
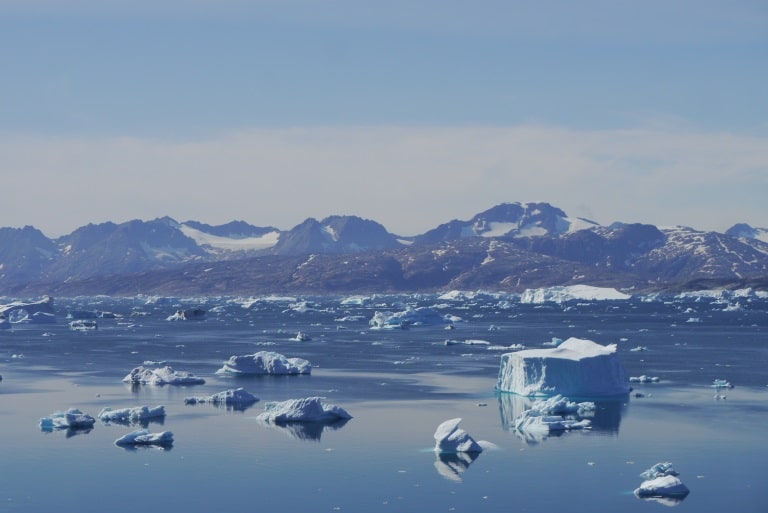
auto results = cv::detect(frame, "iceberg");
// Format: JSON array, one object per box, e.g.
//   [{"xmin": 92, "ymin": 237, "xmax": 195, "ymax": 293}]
[
  {"xmin": 114, "ymin": 430, "xmax": 174, "ymax": 448},
  {"xmin": 0, "ymin": 296, "xmax": 55, "ymax": 318},
  {"xmin": 40, "ymin": 408, "xmax": 96, "ymax": 431},
  {"xmin": 369, "ymin": 306, "xmax": 457, "ymax": 329},
  {"xmin": 520, "ymin": 285, "xmax": 631, "ymax": 304},
  {"xmin": 98, "ymin": 405, "xmax": 166, "ymax": 425},
  {"xmin": 634, "ymin": 462, "xmax": 689, "ymax": 503},
  {"xmin": 123, "ymin": 366, "xmax": 206, "ymax": 386},
  {"xmin": 184, "ymin": 388, "xmax": 259, "ymax": 409},
  {"xmin": 256, "ymin": 397, "xmax": 352, "ymax": 423},
  {"xmin": 215, "ymin": 351, "xmax": 311, "ymax": 376},
  {"xmin": 433, "ymin": 418, "xmax": 483, "ymax": 454},
  {"xmin": 166, "ymin": 308, "xmax": 206, "ymax": 321},
  {"xmin": 496, "ymin": 337, "xmax": 629, "ymax": 397}
]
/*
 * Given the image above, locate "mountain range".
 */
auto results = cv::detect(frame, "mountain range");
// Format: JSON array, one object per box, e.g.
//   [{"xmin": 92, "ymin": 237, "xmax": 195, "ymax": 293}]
[{"xmin": 1, "ymin": 201, "xmax": 767, "ymax": 296}]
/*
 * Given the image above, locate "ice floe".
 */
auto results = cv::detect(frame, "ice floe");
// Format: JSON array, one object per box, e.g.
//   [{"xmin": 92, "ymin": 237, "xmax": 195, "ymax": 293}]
[
  {"xmin": 40, "ymin": 408, "xmax": 96, "ymax": 431},
  {"xmin": 256, "ymin": 397, "xmax": 352, "ymax": 423},
  {"xmin": 215, "ymin": 351, "xmax": 311, "ymax": 376},
  {"xmin": 123, "ymin": 366, "xmax": 206, "ymax": 385},
  {"xmin": 496, "ymin": 337, "xmax": 629, "ymax": 397},
  {"xmin": 98, "ymin": 405, "xmax": 166, "ymax": 425},
  {"xmin": 114, "ymin": 430, "xmax": 174, "ymax": 448},
  {"xmin": 184, "ymin": 388, "xmax": 259, "ymax": 409}
]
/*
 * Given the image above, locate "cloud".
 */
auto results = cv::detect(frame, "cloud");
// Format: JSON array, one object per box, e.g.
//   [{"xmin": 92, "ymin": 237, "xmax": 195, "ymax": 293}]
[{"xmin": 0, "ymin": 125, "xmax": 765, "ymax": 237}]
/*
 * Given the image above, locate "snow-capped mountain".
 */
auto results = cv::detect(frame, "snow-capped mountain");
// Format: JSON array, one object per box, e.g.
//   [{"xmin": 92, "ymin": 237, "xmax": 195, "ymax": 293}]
[
  {"xmin": 726, "ymin": 223, "xmax": 768, "ymax": 244},
  {"xmin": 413, "ymin": 202, "xmax": 598, "ymax": 244},
  {"xmin": 1, "ymin": 202, "xmax": 766, "ymax": 295}
]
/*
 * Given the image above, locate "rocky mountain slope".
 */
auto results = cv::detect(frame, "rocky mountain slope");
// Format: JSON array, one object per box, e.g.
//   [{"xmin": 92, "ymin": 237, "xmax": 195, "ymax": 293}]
[{"xmin": 1, "ymin": 202, "xmax": 766, "ymax": 296}]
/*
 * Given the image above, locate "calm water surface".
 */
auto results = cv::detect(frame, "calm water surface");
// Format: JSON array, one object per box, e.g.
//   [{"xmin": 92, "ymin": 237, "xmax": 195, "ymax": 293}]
[{"xmin": 1, "ymin": 294, "xmax": 766, "ymax": 512}]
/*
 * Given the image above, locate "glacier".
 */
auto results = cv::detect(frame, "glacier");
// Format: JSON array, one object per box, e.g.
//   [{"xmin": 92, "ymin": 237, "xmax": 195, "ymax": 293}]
[{"xmin": 496, "ymin": 337, "xmax": 629, "ymax": 397}]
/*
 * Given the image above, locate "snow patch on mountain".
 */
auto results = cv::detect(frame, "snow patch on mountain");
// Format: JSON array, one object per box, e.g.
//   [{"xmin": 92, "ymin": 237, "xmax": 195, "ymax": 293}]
[{"xmin": 180, "ymin": 224, "xmax": 280, "ymax": 251}]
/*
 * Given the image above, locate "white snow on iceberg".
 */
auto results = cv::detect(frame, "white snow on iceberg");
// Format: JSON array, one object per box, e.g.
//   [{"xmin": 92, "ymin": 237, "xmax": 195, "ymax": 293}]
[
  {"xmin": 215, "ymin": 351, "xmax": 311, "ymax": 376},
  {"xmin": 634, "ymin": 462, "xmax": 689, "ymax": 504},
  {"xmin": 256, "ymin": 397, "xmax": 352, "ymax": 423},
  {"xmin": 40, "ymin": 408, "xmax": 96, "ymax": 431},
  {"xmin": 114, "ymin": 430, "xmax": 174, "ymax": 447},
  {"xmin": 520, "ymin": 285, "xmax": 631, "ymax": 304},
  {"xmin": 123, "ymin": 366, "xmax": 206, "ymax": 386},
  {"xmin": 98, "ymin": 405, "xmax": 166, "ymax": 424},
  {"xmin": 496, "ymin": 337, "xmax": 629, "ymax": 397},
  {"xmin": 433, "ymin": 418, "xmax": 483, "ymax": 454}
]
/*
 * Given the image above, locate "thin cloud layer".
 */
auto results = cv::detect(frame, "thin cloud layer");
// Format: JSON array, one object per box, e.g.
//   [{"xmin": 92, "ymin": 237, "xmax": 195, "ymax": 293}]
[{"xmin": 1, "ymin": 125, "xmax": 765, "ymax": 237}]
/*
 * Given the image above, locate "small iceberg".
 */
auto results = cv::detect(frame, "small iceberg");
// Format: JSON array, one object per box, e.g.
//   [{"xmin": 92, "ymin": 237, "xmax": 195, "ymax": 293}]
[
  {"xmin": 40, "ymin": 408, "xmax": 96, "ymax": 431},
  {"xmin": 433, "ymin": 418, "xmax": 483, "ymax": 454},
  {"xmin": 123, "ymin": 366, "xmax": 206, "ymax": 386},
  {"xmin": 512, "ymin": 395, "xmax": 594, "ymax": 443},
  {"xmin": 629, "ymin": 375, "xmax": 660, "ymax": 383},
  {"xmin": 114, "ymin": 430, "xmax": 174, "ymax": 448},
  {"xmin": 712, "ymin": 379, "xmax": 734, "ymax": 389},
  {"xmin": 69, "ymin": 319, "xmax": 97, "ymax": 331},
  {"xmin": 184, "ymin": 388, "xmax": 259, "ymax": 410},
  {"xmin": 294, "ymin": 331, "xmax": 311, "ymax": 342},
  {"xmin": 256, "ymin": 397, "xmax": 352, "ymax": 424},
  {"xmin": 98, "ymin": 406, "xmax": 166, "ymax": 425},
  {"xmin": 634, "ymin": 462, "xmax": 689, "ymax": 504},
  {"xmin": 166, "ymin": 308, "xmax": 206, "ymax": 321},
  {"xmin": 369, "ymin": 306, "xmax": 457, "ymax": 329},
  {"xmin": 215, "ymin": 351, "xmax": 311, "ymax": 376}
]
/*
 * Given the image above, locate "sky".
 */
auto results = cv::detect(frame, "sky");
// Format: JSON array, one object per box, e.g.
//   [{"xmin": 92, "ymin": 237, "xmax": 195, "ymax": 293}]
[{"xmin": 1, "ymin": 0, "xmax": 766, "ymax": 237}]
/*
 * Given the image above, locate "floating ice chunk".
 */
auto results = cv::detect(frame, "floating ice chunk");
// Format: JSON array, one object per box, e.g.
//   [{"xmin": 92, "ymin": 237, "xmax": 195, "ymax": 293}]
[
  {"xmin": 215, "ymin": 351, "xmax": 311, "ymax": 376},
  {"xmin": 514, "ymin": 412, "xmax": 591, "ymax": 433},
  {"xmin": 114, "ymin": 430, "xmax": 174, "ymax": 447},
  {"xmin": 184, "ymin": 388, "xmax": 259, "ymax": 408},
  {"xmin": 629, "ymin": 346, "xmax": 648, "ymax": 352},
  {"xmin": 69, "ymin": 319, "xmax": 97, "ymax": 331},
  {"xmin": 256, "ymin": 397, "xmax": 352, "ymax": 423},
  {"xmin": 166, "ymin": 308, "xmax": 206, "ymax": 321},
  {"xmin": 629, "ymin": 375, "xmax": 660, "ymax": 383},
  {"xmin": 123, "ymin": 366, "xmax": 206, "ymax": 385},
  {"xmin": 40, "ymin": 408, "xmax": 96, "ymax": 431},
  {"xmin": 496, "ymin": 337, "xmax": 629, "ymax": 397},
  {"xmin": 712, "ymin": 379, "xmax": 733, "ymax": 389},
  {"xmin": 98, "ymin": 406, "xmax": 166, "ymax": 424},
  {"xmin": 520, "ymin": 285, "xmax": 631, "ymax": 304},
  {"xmin": 444, "ymin": 339, "xmax": 490, "ymax": 346},
  {"xmin": 293, "ymin": 331, "xmax": 311, "ymax": 341},
  {"xmin": 433, "ymin": 418, "xmax": 483, "ymax": 454},
  {"xmin": 527, "ymin": 394, "xmax": 595, "ymax": 416},
  {"xmin": 369, "ymin": 306, "xmax": 457, "ymax": 329},
  {"xmin": 634, "ymin": 475, "xmax": 689, "ymax": 500}
]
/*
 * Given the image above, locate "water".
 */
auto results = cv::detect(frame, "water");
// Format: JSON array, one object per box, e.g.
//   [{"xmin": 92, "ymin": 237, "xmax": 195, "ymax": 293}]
[{"xmin": 1, "ymin": 294, "xmax": 767, "ymax": 512}]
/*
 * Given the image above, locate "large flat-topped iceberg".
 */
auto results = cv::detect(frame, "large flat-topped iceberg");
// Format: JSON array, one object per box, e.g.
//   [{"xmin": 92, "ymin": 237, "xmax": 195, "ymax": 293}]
[
  {"xmin": 496, "ymin": 337, "xmax": 629, "ymax": 397},
  {"xmin": 520, "ymin": 285, "xmax": 631, "ymax": 304}
]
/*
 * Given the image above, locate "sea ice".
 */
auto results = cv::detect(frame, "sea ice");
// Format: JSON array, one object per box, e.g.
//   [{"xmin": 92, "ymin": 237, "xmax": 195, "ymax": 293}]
[
  {"xmin": 123, "ymin": 366, "xmax": 206, "ymax": 385},
  {"xmin": 433, "ymin": 418, "xmax": 483, "ymax": 454},
  {"xmin": 40, "ymin": 408, "xmax": 96, "ymax": 430},
  {"xmin": 496, "ymin": 337, "xmax": 629, "ymax": 397},
  {"xmin": 256, "ymin": 397, "xmax": 352, "ymax": 423},
  {"xmin": 629, "ymin": 375, "xmax": 660, "ymax": 383},
  {"xmin": 114, "ymin": 430, "xmax": 174, "ymax": 447},
  {"xmin": 215, "ymin": 351, "xmax": 311, "ymax": 376},
  {"xmin": 184, "ymin": 387, "xmax": 259, "ymax": 407},
  {"xmin": 98, "ymin": 405, "xmax": 166, "ymax": 424}
]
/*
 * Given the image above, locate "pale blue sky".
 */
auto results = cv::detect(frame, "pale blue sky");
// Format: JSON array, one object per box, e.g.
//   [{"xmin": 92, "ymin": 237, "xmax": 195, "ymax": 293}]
[{"xmin": 1, "ymin": 1, "xmax": 766, "ymax": 236}]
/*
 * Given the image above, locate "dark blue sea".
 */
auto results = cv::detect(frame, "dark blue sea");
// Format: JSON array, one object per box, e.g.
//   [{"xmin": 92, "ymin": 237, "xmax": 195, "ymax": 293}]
[{"xmin": 1, "ymin": 292, "xmax": 767, "ymax": 512}]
